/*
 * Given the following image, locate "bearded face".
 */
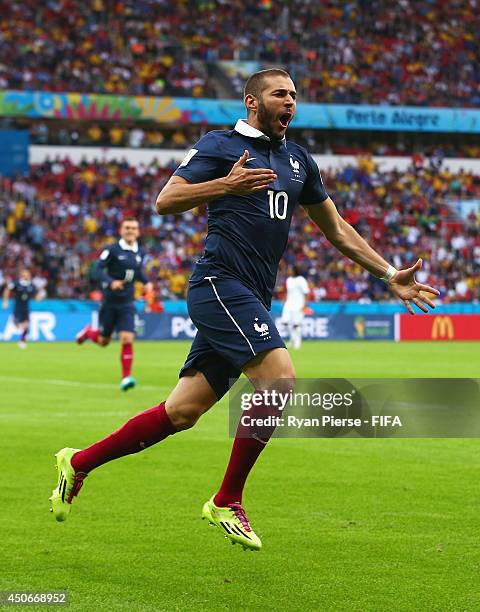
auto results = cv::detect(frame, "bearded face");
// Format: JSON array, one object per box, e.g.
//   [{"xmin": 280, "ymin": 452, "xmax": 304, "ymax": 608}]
[
  {"xmin": 251, "ymin": 76, "xmax": 296, "ymax": 141},
  {"xmin": 256, "ymin": 96, "xmax": 294, "ymax": 141}
]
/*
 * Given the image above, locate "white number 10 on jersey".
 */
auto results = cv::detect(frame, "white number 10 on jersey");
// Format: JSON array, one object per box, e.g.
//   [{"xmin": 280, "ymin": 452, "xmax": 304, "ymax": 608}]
[{"xmin": 268, "ymin": 190, "xmax": 288, "ymax": 220}]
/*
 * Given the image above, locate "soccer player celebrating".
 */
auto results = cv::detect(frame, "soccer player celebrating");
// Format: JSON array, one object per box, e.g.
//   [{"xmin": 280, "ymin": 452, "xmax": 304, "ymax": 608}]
[
  {"xmin": 2, "ymin": 269, "xmax": 40, "ymax": 348},
  {"xmin": 75, "ymin": 217, "xmax": 152, "ymax": 391},
  {"xmin": 51, "ymin": 69, "xmax": 439, "ymax": 550},
  {"xmin": 281, "ymin": 265, "xmax": 309, "ymax": 350}
]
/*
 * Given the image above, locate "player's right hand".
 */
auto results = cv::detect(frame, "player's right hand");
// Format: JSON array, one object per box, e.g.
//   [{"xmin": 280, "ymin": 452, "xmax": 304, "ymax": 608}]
[
  {"xmin": 110, "ymin": 280, "xmax": 125, "ymax": 290},
  {"xmin": 224, "ymin": 150, "xmax": 277, "ymax": 194}
]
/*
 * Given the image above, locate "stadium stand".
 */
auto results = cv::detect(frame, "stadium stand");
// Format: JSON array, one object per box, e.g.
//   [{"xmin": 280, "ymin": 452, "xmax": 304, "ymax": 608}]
[
  {"xmin": 1, "ymin": 0, "xmax": 479, "ymax": 106},
  {"xmin": 1, "ymin": 157, "xmax": 478, "ymax": 303},
  {"xmin": 0, "ymin": 0, "xmax": 217, "ymax": 98},
  {"xmin": 17, "ymin": 119, "xmax": 480, "ymax": 159}
]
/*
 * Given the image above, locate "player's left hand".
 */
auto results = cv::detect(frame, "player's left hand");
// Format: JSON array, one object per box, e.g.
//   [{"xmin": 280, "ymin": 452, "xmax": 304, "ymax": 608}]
[{"xmin": 389, "ymin": 258, "xmax": 440, "ymax": 315}]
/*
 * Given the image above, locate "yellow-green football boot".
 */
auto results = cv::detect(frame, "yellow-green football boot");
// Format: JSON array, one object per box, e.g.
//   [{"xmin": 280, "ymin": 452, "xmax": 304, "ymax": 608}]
[
  {"xmin": 202, "ymin": 496, "xmax": 261, "ymax": 551},
  {"xmin": 49, "ymin": 447, "xmax": 86, "ymax": 522}
]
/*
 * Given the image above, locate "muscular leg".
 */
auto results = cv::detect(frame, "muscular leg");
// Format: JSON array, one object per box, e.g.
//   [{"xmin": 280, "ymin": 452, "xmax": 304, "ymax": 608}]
[
  {"xmin": 166, "ymin": 370, "xmax": 217, "ymax": 429},
  {"xmin": 71, "ymin": 370, "xmax": 217, "ymax": 474},
  {"xmin": 214, "ymin": 347, "xmax": 295, "ymax": 506},
  {"xmin": 119, "ymin": 331, "xmax": 134, "ymax": 344}
]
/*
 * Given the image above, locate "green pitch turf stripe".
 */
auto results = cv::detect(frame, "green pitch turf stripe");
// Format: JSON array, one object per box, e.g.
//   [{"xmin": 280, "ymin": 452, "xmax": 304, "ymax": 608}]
[{"xmin": 0, "ymin": 375, "xmax": 159, "ymax": 391}]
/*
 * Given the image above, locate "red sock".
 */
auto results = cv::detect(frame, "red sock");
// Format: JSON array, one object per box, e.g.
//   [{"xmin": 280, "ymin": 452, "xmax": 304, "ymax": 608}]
[
  {"xmin": 214, "ymin": 436, "xmax": 268, "ymax": 507},
  {"xmin": 71, "ymin": 402, "xmax": 176, "ymax": 474},
  {"xmin": 87, "ymin": 327, "xmax": 100, "ymax": 343},
  {"xmin": 214, "ymin": 392, "xmax": 279, "ymax": 507},
  {"xmin": 121, "ymin": 343, "xmax": 133, "ymax": 378},
  {"xmin": 21, "ymin": 328, "xmax": 28, "ymax": 342}
]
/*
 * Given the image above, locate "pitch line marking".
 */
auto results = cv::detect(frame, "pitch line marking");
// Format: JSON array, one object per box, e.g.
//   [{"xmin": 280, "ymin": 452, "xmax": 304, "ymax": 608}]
[{"xmin": 0, "ymin": 375, "xmax": 159, "ymax": 391}]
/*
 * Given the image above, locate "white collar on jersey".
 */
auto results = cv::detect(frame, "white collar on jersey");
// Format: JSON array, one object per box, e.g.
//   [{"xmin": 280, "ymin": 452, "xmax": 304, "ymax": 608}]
[
  {"xmin": 234, "ymin": 119, "xmax": 286, "ymax": 145},
  {"xmin": 119, "ymin": 238, "xmax": 139, "ymax": 253}
]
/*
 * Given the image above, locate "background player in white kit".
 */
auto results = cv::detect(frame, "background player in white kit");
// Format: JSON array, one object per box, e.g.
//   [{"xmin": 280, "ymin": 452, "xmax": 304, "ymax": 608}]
[{"xmin": 282, "ymin": 265, "xmax": 309, "ymax": 349}]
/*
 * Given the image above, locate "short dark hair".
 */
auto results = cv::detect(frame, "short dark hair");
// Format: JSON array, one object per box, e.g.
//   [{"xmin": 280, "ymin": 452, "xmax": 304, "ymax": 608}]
[
  {"xmin": 121, "ymin": 216, "xmax": 138, "ymax": 226},
  {"xmin": 244, "ymin": 68, "xmax": 291, "ymax": 99}
]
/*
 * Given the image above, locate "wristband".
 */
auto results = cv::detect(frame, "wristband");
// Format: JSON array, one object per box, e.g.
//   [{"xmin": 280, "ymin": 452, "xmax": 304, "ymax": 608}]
[{"xmin": 380, "ymin": 265, "xmax": 398, "ymax": 282}]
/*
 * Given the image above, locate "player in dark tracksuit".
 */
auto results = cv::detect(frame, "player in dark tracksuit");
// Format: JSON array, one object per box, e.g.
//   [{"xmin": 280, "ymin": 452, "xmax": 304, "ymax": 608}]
[
  {"xmin": 52, "ymin": 70, "xmax": 439, "ymax": 548},
  {"xmin": 76, "ymin": 217, "xmax": 152, "ymax": 391},
  {"xmin": 2, "ymin": 269, "xmax": 39, "ymax": 348}
]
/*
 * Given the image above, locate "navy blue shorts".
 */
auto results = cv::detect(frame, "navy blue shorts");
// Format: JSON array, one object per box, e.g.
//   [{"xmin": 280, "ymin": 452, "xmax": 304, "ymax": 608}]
[
  {"xmin": 180, "ymin": 277, "xmax": 285, "ymax": 399},
  {"xmin": 14, "ymin": 307, "xmax": 29, "ymax": 324},
  {"xmin": 98, "ymin": 302, "xmax": 135, "ymax": 337}
]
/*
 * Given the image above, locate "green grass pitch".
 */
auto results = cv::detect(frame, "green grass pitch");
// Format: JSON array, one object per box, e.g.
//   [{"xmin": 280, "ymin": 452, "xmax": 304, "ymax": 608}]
[{"xmin": 0, "ymin": 340, "xmax": 479, "ymax": 611}]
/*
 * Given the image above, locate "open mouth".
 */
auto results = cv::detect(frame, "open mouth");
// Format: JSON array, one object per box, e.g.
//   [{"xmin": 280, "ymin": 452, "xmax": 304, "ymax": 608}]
[{"xmin": 278, "ymin": 113, "xmax": 292, "ymax": 129}]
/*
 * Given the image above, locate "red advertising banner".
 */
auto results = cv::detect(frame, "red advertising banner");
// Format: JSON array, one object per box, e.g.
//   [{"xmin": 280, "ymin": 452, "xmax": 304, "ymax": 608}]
[{"xmin": 399, "ymin": 314, "xmax": 480, "ymax": 340}]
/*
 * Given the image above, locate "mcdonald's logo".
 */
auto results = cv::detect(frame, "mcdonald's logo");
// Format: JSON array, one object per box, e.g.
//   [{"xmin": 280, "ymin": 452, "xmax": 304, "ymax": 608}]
[{"xmin": 431, "ymin": 316, "xmax": 454, "ymax": 340}]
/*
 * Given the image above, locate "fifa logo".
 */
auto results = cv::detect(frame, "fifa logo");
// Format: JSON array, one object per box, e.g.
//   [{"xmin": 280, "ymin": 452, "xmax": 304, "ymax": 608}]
[
  {"xmin": 290, "ymin": 156, "xmax": 300, "ymax": 174},
  {"xmin": 431, "ymin": 316, "xmax": 454, "ymax": 340}
]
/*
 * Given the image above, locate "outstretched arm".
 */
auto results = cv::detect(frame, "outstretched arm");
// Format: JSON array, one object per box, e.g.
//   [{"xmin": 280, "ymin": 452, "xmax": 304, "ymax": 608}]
[{"xmin": 305, "ymin": 197, "xmax": 440, "ymax": 314}]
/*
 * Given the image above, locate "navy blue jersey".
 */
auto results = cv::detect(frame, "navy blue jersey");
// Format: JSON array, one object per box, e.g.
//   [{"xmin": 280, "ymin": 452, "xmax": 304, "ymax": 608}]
[
  {"xmin": 173, "ymin": 119, "xmax": 328, "ymax": 308},
  {"xmin": 9, "ymin": 280, "xmax": 35, "ymax": 311},
  {"xmin": 96, "ymin": 239, "xmax": 148, "ymax": 303}
]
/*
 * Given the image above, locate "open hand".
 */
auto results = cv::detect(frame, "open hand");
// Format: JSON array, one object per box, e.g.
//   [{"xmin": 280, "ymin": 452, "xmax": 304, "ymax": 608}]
[
  {"xmin": 225, "ymin": 150, "xmax": 277, "ymax": 195},
  {"xmin": 110, "ymin": 280, "xmax": 125, "ymax": 290},
  {"xmin": 389, "ymin": 258, "xmax": 440, "ymax": 315}
]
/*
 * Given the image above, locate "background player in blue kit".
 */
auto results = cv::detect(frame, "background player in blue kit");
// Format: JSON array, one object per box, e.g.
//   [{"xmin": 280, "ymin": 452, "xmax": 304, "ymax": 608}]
[
  {"xmin": 2, "ymin": 268, "xmax": 40, "ymax": 349},
  {"xmin": 51, "ymin": 69, "xmax": 439, "ymax": 550},
  {"xmin": 76, "ymin": 217, "xmax": 153, "ymax": 391}
]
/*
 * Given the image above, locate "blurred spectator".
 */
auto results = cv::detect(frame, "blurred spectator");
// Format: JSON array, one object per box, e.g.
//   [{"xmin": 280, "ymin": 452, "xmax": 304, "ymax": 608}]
[
  {"xmin": 109, "ymin": 126, "xmax": 126, "ymax": 146},
  {"xmin": 86, "ymin": 125, "xmax": 103, "ymax": 145},
  {"xmin": 171, "ymin": 130, "xmax": 187, "ymax": 148},
  {"xmin": 128, "ymin": 128, "xmax": 145, "ymax": 148}
]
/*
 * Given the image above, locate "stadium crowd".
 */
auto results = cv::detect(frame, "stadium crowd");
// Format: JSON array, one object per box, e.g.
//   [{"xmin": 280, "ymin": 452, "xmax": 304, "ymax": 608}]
[
  {"xmin": 1, "ymin": 156, "xmax": 478, "ymax": 304},
  {"xmin": 1, "ymin": 0, "xmax": 479, "ymax": 107}
]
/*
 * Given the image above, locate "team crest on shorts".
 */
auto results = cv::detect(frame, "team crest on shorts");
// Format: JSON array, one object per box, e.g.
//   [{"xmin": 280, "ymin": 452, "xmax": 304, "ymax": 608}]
[{"xmin": 254, "ymin": 317, "xmax": 271, "ymax": 340}]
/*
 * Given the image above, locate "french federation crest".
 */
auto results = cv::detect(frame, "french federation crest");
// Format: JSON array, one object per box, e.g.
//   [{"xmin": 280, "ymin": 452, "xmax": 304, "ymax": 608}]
[
  {"xmin": 289, "ymin": 155, "xmax": 300, "ymax": 174},
  {"xmin": 254, "ymin": 317, "xmax": 271, "ymax": 339}
]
